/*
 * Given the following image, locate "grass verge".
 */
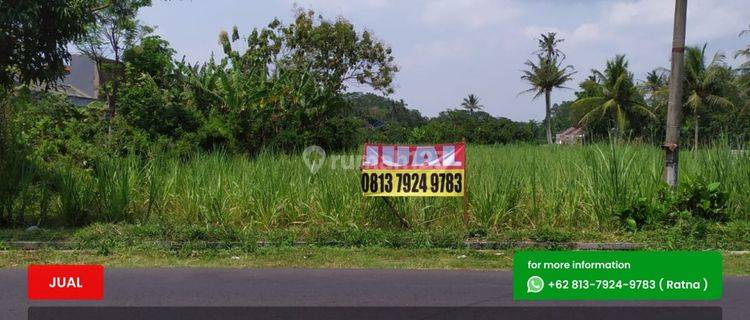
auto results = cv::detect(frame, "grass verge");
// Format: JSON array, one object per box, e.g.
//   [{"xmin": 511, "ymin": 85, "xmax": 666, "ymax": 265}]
[
  {"xmin": 0, "ymin": 247, "xmax": 747, "ymax": 276},
  {"xmin": 2, "ymin": 221, "xmax": 750, "ymax": 251},
  {"xmin": 0, "ymin": 247, "xmax": 512, "ymax": 270}
]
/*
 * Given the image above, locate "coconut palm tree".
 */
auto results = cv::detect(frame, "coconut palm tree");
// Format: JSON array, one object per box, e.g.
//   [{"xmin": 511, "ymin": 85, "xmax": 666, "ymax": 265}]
[
  {"xmin": 736, "ymin": 25, "xmax": 750, "ymax": 73},
  {"xmin": 735, "ymin": 25, "xmax": 750, "ymax": 114},
  {"xmin": 684, "ymin": 44, "xmax": 735, "ymax": 149},
  {"xmin": 535, "ymin": 32, "xmax": 565, "ymax": 59},
  {"xmin": 571, "ymin": 55, "xmax": 654, "ymax": 137},
  {"xmin": 520, "ymin": 55, "xmax": 576, "ymax": 144},
  {"xmin": 640, "ymin": 69, "xmax": 669, "ymax": 110},
  {"xmin": 642, "ymin": 69, "xmax": 667, "ymax": 97},
  {"xmin": 461, "ymin": 94, "xmax": 484, "ymax": 114}
]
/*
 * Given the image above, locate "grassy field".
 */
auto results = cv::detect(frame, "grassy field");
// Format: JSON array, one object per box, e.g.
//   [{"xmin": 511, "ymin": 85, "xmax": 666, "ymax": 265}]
[
  {"xmin": 3, "ymin": 143, "xmax": 750, "ymax": 249},
  {"xmin": 46, "ymin": 144, "xmax": 750, "ymax": 227},
  {"xmin": 4, "ymin": 143, "xmax": 750, "ymax": 274}
]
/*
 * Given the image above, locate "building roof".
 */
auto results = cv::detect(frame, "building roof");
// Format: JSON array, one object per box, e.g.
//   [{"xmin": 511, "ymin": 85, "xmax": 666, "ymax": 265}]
[
  {"xmin": 28, "ymin": 83, "xmax": 96, "ymax": 99},
  {"xmin": 558, "ymin": 127, "xmax": 584, "ymax": 137},
  {"xmin": 27, "ymin": 54, "xmax": 100, "ymax": 101}
]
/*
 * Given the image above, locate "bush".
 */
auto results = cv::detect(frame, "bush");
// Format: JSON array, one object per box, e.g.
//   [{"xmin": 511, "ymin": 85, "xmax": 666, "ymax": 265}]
[
  {"xmin": 118, "ymin": 73, "xmax": 200, "ymax": 141},
  {"xmin": 616, "ymin": 179, "xmax": 731, "ymax": 231},
  {"xmin": 675, "ymin": 180, "xmax": 729, "ymax": 223},
  {"xmin": 617, "ymin": 197, "xmax": 659, "ymax": 230},
  {"xmin": 197, "ymin": 115, "xmax": 236, "ymax": 152}
]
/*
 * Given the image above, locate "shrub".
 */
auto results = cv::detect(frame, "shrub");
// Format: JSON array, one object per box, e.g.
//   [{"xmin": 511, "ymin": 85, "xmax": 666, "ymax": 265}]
[
  {"xmin": 617, "ymin": 197, "xmax": 658, "ymax": 230},
  {"xmin": 675, "ymin": 180, "xmax": 729, "ymax": 222},
  {"xmin": 118, "ymin": 73, "xmax": 200, "ymax": 141}
]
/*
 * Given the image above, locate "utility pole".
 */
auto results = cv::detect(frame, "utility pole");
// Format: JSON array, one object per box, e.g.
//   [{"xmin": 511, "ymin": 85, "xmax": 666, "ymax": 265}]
[{"xmin": 663, "ymin": 0, "xmax": 687, "ymax": 188}]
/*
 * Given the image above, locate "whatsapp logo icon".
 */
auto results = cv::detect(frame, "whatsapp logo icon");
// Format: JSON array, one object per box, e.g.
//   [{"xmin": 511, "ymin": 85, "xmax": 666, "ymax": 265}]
[{"xmin": 527, "ymin": 276, "xmax": 544, "ymax": 293}]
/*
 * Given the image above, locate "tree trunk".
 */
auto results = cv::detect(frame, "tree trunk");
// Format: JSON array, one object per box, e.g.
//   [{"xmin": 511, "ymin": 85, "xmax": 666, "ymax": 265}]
[
  {"xmin": 544, "ymin": 89, "xmax": 553, "ymax": 144},
  {"xmin": 108, "ymin": 38, "xmax": 121, "ymax": 138},
  {"xmin": 662, "ymin": 0, "xmax": 687, "ymax": 189},
  {"xmin": 107, "ymin": 82, "xmax": 118, "ymax": 137},
  {"xmin": 693, "ymin": 113, "xmax": 699, "ymax": 150}
]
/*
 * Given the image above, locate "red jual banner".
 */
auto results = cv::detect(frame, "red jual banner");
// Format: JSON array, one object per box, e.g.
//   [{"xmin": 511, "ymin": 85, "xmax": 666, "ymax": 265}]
[
  {"xmin": 360, "ymin": 143, "xmax": 466, "ymax": 196},
  {"xmin": 27, "ymin": 265, "xmax": 104, "ymax": 300}
]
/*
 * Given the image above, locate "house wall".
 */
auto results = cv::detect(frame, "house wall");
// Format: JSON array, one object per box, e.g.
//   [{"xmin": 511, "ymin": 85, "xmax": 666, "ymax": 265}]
[{"xmin": 64, "ymin": 55, "xmax": 98, "ymax": 99}]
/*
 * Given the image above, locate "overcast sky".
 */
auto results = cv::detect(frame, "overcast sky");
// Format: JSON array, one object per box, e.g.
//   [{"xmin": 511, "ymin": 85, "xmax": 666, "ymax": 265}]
[{"xmin": 138, "ymin": 0, "xmax": 750, "ymax": 121}]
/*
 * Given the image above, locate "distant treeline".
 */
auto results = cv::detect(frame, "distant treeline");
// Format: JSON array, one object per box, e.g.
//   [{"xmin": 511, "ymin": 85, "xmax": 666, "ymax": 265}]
[{"xmin": 348, "ymin": 92, "xmax": 540, "ymax": 145}]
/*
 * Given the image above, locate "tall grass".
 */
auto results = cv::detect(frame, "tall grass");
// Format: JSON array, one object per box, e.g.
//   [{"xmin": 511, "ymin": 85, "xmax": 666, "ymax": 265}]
[{"xmin": 6, "ymin": 143, "xmax": 750, "ymax": 232}]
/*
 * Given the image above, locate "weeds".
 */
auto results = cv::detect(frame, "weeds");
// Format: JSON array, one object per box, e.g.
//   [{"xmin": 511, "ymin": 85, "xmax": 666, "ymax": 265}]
[{"xmin": 1, "ymin": 143, "xmax": 748, "ymax": 235}]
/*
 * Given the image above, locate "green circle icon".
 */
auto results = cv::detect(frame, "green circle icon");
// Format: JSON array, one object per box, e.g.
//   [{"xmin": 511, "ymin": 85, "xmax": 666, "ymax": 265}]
[{"xmin": 527, "ymin": 276, "xmax": 544, "ymax": 293}]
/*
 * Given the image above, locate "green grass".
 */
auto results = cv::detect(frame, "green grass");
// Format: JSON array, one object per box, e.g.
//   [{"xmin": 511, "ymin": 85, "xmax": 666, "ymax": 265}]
[
  {"xmin": 1, "ymin": 247, "xmax": 747, "ymax": 275},
  {"xmin": 0, "ymin": 247, "xmax": 513, "ymax": 270},
  {"xmin": 2, "ymin": 219, "xmax": 749, "ymax": 251},
  {"xmin": 3, "ymin": 143, "xmax": 748, "ymax": 274},
  {"xmin": 3, "ymin": 143, "xmax": 750, "ymax": 243}
]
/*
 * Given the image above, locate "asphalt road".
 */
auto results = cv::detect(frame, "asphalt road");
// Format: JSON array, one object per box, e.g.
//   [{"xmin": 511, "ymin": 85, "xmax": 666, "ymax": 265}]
[{"xmin": 0, "ymin": 269, "xmax": 748, "ymax": 319}]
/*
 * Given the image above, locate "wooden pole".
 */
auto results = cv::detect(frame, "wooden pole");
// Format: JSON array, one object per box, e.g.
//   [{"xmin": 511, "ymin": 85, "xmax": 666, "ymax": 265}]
[
  {"xmin": 382, "ymin": 197, "xmax": 409, "ymax": 229},
  {"xmin": 662, "ymin": 0, "xmax": 688, "ymax": 189},
  {"xmin": 462, "ymin": 139, "xmax": 470, "ymax": 228}
]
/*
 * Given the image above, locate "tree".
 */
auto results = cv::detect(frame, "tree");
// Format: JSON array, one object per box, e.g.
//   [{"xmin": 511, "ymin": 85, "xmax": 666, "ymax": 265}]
[
  {"xmin": 180, "ymin": 10, "xmax": 399, "ymax": 153},
  {"xmin": 641, "ymin": 69, "xmax": 669, "ymax": 109},
  {"xmin": 734, "ymin": 25, "xmax": 750, "ymax": 115},
  {"xmin": 521, "ymin": 33, "xmax": 574, "ymax": 144},
  {"xmin": 571, "ymin": 55, "xmax": 653, "ymax": 138},
  {"xmin": 123, "ymin": 34, "xmax": 176, "ymax": 86},
  {"xmin": 684, "ymin": 44, "xmax": 735, "ymax": 149},
  {"xmin": 535, "ymin": 32, "xmax": 565, "ymax": 59},
  {"xmin": 520, "ymin": 55, "xmax": 575, "ymax": 144},
  {"xmin": 460, "ymin": 94, "xmax": 483, "ymax": 114},
  {"xmin": 76, "ymin": 0, "xmax": 151, "ymax": 136},
  {"xmin": 417, "ymin": 109, "xmax": 534, "ymax": 144},
  {"xmin": 736, "ymin": 24, "xmax": 750, "ymax": 74},
  {"xmin": 549, "ymin": 101, "xmax": 576, "ymax": 133},
  {"xmin": 0, "ymin": 0, "xmax": 103, "ymax": 88},
  {"xmin": 1, "ymin": 1, "xmax": 104, "ymax": 208},
  {"xmin": 228, "ymin": 9, "xmax": 399, "ymax": 96},
  {"xmin": 639, "ymin": 69, "xmax": 670, "ymax": 142},
  {"xmin": 118, "ymin": 35, "xmax": 198, "ymax": 143}
]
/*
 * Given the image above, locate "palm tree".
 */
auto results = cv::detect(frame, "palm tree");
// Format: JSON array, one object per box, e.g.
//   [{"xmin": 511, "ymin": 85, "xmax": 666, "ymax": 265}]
[
  {"xmin": 521, "ymin": 55, "xmax": 576, "ymax": 144},
  {"xmin": 535, "ymin": 32, "xmax": 565, "ymax": 59},
  {"xmin": 461, "ymin": 94, "xmax": 483, "ymax": 114},
  {"xmin": 642, "ymin": 70, "xmax": 667, "ymax": 96},
  {"xmin": 684, "ymin": 44, "xmax": 735, "ymax": 149},
  {"xmin": 640, "ymin": 69, "xmax": 669, "ymax": 110},
  {"xmin": 735, "ymin": 25, "xmax": 750, "ymax": 114},
  {"xmin": 736, "ymin": 25, "xmax": 750, "ymax": 73},
  {"xmin": 571, "ymin": 55, "xmax": 654, "ymax": 137}
]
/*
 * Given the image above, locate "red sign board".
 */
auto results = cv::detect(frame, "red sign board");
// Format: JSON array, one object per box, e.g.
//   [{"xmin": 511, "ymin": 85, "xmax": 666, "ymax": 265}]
[
  {"xmin": 27, "ymin": 265, "xmax": 104, "ymax": 300},
  {"xmin": 361, "ymin": 142, "xmax": 465, "ymax": 170},
  {"xmin": 360, "ymin": 143, "xmax": 466, "ymax": 197}
]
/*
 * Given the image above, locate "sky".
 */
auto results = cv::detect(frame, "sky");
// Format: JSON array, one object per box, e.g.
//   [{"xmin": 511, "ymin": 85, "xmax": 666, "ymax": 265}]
[{"xmin": 138, "ymin": 0, "xmax": 750, "ymax": 121}]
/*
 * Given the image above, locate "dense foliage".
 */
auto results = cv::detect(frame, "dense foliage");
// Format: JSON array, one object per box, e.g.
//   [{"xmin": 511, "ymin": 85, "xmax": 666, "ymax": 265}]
[
  {"xmin": 571, "ymin": 55, "xmax": 654, "ymax": 139},
  {"xmin": 0, "ymin": 0, "xmax": 101, "ymax": 87},
  {"xmin": 349, "ymin": 93, "xmax": 538, "ymax": 144},
  {"xmin": 1, "ymin": 4, "xmax": 750, "ymax": 240},
  {"xmin": 553, "ymin": 44, "xmax": 750, "ymax": 147}
]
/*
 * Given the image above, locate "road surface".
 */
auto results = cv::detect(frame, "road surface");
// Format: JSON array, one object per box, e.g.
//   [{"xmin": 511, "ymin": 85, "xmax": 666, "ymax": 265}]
[{"xmin": 0, "ymin": 269, "xmax": 747, "ymax": 319}]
